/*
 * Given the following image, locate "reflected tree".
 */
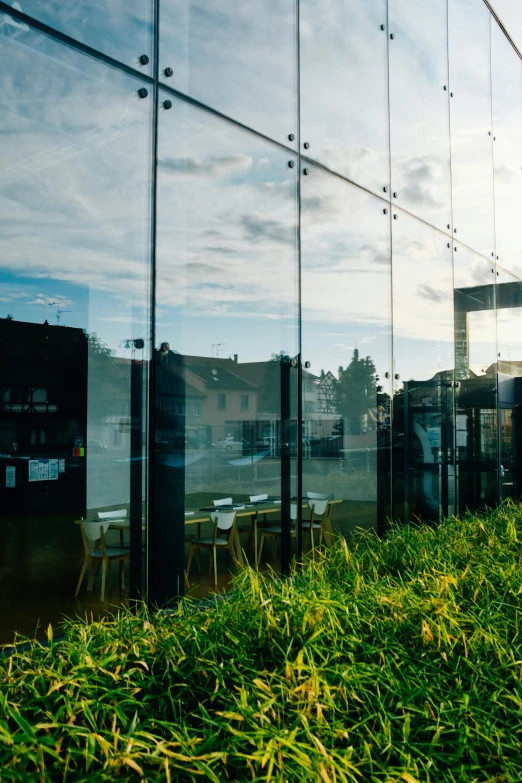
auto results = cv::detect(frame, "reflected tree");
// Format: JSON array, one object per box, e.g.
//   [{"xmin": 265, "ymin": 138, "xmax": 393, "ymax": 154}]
[{"xmin": 336, "ymin": 349, "xmax": 377, "ymax": 435}]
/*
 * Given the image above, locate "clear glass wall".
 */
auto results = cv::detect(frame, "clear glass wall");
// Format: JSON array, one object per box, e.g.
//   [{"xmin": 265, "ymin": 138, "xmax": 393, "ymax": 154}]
[
  {"xmin": 153, "ymin": 97, "xmax": 299, "ymax": 601},
  {"xmin": 1, "ymin": 0, "xmax": 522, "ymax": 637},
  {"xmin": 300, "ymin": 168, "xmax": 392, "ymax": 537}
]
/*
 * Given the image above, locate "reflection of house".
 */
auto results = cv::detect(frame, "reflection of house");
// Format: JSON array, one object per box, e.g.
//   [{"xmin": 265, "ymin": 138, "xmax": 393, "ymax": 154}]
[
  {"xmin": 317, "ymin": 370, "xmax": 338, "ymax": 414},
  {"xmin": 302, "ymin": 369, "xmax": 321, "ymax": 416},
  {"xmin": 155, "ymin": 351, "xmax": 259, "ymax": 447},
  {"xmin": 183, "ymin": 355, "xmax": 258, "ymax": 430}
]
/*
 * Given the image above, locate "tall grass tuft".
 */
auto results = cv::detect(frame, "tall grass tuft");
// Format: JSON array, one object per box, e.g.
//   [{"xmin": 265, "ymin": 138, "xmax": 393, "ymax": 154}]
[{"xmin": 2, "ymin": 501, "xmax": 522, "ymax": 781}]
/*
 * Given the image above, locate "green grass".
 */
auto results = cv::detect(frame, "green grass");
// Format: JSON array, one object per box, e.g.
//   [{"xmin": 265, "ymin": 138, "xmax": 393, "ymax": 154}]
[{"xmin": 2, "ymin": 502, "xmax": 522, "ymax": 782}]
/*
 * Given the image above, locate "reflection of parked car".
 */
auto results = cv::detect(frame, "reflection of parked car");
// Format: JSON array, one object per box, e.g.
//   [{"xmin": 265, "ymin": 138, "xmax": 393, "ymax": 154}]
[
  {"xmin": 256, "ymin": 436, "xmax": 282, "ymax": 449},
  {"xmin": 213, "ymin": 436, "xmax": 247, "ymax": 450}
]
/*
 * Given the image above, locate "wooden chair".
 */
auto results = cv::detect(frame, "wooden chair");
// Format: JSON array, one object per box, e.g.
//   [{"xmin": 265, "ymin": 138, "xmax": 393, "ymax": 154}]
[
  {"xmin": 75, "ymin": 519, "xmax": 130, "ymax": 603},
  {"xmin": 214, "ymin": 497, "xmax": 251, "ymax": 546},
  {"xmin": 303, "ymin": 493, "xmax": 333, "ymax": 554},
  {"xmin": 257, "ymin": 503, "xmax": 297, "ymax": 568},
  {"xmin": 98, "ymin": 509, "xmax": 128, "ymax": 547},
  {"xmin": 186, "ymin": 509, "xmax": 241, "ymax": 586}
]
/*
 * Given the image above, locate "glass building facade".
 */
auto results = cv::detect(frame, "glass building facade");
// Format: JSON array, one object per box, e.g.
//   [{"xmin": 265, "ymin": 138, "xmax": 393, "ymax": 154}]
[{"xmin": 0, "ymin": 0, "xmax": 521, "ymax": 640}]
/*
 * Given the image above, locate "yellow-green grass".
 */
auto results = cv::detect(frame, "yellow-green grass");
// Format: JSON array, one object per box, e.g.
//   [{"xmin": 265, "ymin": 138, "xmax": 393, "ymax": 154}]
[{"xmin": 2, "ymin": 501, "xmax": 522, "ymax": 782}]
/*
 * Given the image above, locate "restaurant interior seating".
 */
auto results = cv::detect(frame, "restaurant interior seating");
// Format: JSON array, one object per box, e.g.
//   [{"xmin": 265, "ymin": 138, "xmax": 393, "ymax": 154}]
[
  {"xmin": 186, "ymin": 508, "xmax": 240, "ymax": 586},
  {"xmin": 75, "ymin": 519, "xmax": 130, "ymax": 602}
]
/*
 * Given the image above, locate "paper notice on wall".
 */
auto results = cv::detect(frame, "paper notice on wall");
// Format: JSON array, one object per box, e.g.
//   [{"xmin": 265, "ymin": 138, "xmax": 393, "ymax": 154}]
[
  {"xmin": 49, "ymin": 459, "xmax": 59, "ymax": 480},
  {"xmin": 5, "ymin": 466, "xmax": 15, "ymax": 488},
  {"xmin": 28, "ymin": 460, "xmax": 39, "ymax": 482},
  {"xmin": 456, "ymin": 430, "xmax": 468, "ymax": 447},
  {"xmin": 38, "ymin": 460, "xmax": 49, "ymax": 481},
  {"xmin": 58, "ymin": 459, "xmax": 65, "ymax": 473}
]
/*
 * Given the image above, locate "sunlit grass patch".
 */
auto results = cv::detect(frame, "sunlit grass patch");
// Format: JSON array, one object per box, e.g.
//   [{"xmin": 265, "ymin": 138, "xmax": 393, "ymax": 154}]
[{"xmin": 2, "ymin": 501, "xmax": 522, "ymax": 781}]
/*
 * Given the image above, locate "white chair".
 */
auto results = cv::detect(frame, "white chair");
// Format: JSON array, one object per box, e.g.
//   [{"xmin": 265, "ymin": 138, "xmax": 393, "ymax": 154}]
[
  {"xmin": 186, "ymin": 509, "xmax": 240, "ymax": 586},
  {"xmin": 247, "ymin": 493, "xmax": 273, "ymax": 559},
  {"xmin": 75, "ymin": 520, "xmax": 130, "ymax": 602},
  {"xmin": 213, "ymin": 497, "xmax": 233, "ymax": 506},
  {"xmin": 98, "ymin": 509, "xmax": 128, "ymax": 547},
  {"xmin": 257, "ymin": 503, "xmax": 297, "ymax": 568},
  {"xmin": 304, "ymin": 492, "xmax": 331, "ymax": 554},
  {"xmin": 214, "ymin": 496, "xmax": 253, "ymax": 545}
]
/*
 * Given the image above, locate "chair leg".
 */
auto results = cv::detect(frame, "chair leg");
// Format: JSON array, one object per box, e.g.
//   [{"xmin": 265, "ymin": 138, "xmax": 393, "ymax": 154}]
[
  {"xmin": 101, "ymin": 559, "xmax": 107, "ymax": 603},
  {"xmin": 196, "ymin": 550, "xmax": 201, "ymax": 574},
  {"xmin": 87, "ymin": 559, "xmax": 101, "ymax": 591},
  {"xmin": 186, "ymin": 545, "xmax": 195, "ymax": 579},
  {"xmin": 310, "ymin": 525, "xmax": 315, "ymax": 559},
  {"xmin": 119, "ymin": 559, "xmax": 125, "ymax": 591},
  {"xmin": 272, "ymin": 534, "xmax": 277, "ymax": 561},
  {"xmin": 75, "ymin": 557, "xmax": 89, "ymax": 597},
  {"xmin": 213, "ymin": 546, "xmax": 218, "ymax": 587}
]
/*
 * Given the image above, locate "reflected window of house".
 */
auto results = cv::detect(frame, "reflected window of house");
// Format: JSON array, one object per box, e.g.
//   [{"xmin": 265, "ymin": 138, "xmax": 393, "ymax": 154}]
[
  {"xmin": 240, "ymin": 394, "xmax": 249, "ymax": 411},
  {"xmin": 217, "ymin": 393, "xmax": 227, "ymax": 410}
]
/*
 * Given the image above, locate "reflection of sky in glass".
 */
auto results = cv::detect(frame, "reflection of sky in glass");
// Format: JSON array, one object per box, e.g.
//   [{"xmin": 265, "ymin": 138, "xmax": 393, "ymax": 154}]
[
  {"xmin": 490, "ymin": 0, "xmax": 522, "ymax": 53},
  {"xmin": 392, "ymin": 210, "xmax": 454, "ymax": 382},
  {"xmin": 449, "ymin": 0, "xmax": 495, "ymax": 258},
  {"xmin": 159, "ymin": 0, "xmax": 297, "ymax": 147},
  {"xmin": 300, "ymin": 0, "xmax": 388, "ymax": 195},
  {"xmin": 3, "ymin": 0, "xmax": 153, "ymax": 71},
  {"xmin": 156, "ymin": 95, "xmax": 299, "ymax": 363},
  {"xmin": 454, "ymin": 243, "xmax": 497, "ymax": 376},
  {"xmin": 468, "ymin": 311, "xmax": 497, "ymax": 375},
  {"xmin": 497, "ymin": 268, "xmax": 522, "ymax": 367},
  {"xmin": 389, "ymin": 0, "xmax": 451, "ymax": 232},
  {"xmin": 492, "ymin": 21, "xmax": 522, "ymax": 276},
  {"xmin": 0, "ymin": 24, "xmax": 152, "ymax": 354},
  {"xmin": 300, "ymin": 166, "xmax": 391, "ymax": 382}
]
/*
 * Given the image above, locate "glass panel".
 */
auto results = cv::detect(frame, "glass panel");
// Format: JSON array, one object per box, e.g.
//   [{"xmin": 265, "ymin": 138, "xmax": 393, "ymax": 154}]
[
  {"xmin": 301, "ymin": 167, "xmax": 392, "ymax": 541},
  {"xmin": 492, "ymin": 22, "xmax": 522, "ymax": 274},
  {"xmin": 454, "ymin": 243, "xmax": 498, "ymax": 510},
  {"xmin": 391, "ymin": 211, "xmax": 455, "ymax": 522},
  {"xmin": 496, "ymin": 267, "xmax": 522, "ymax": 500},
  {"xmin": 449, "ymin": 0, "xmax": 495, "ymax": 258},
  {"xmin": 389, "ymin": 0, "xmax": 452, "ymax": 232},
  {"xmin": 155, "ymin": 95, "xmax": 299, "ymax": 601},
  {"xmin": 497, "ymin": 267, "xmax": 522, "ymax": 374},
  {"xmin": 3, "ymin": 0, "xmax": 154, "ymax": 73},
  {"xmin": 159, "ymin": 1, "xmax": 297, "ymax": 147},
  {"xmin": 0, "ymin": 24, "xmax": 152, "ymax": 642},
  {"xmin": 489, "ymin": 0, "xmax": 522, "ymax": 54},
  {"xmin": 300, "ymin": 0, "xmax": 389, "ymax": 196}
]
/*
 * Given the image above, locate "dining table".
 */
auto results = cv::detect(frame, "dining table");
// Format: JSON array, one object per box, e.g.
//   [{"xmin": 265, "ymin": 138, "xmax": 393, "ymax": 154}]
[{"xmin": 184, "ymin": 498, "xmax": 342, "ymax": 570}]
